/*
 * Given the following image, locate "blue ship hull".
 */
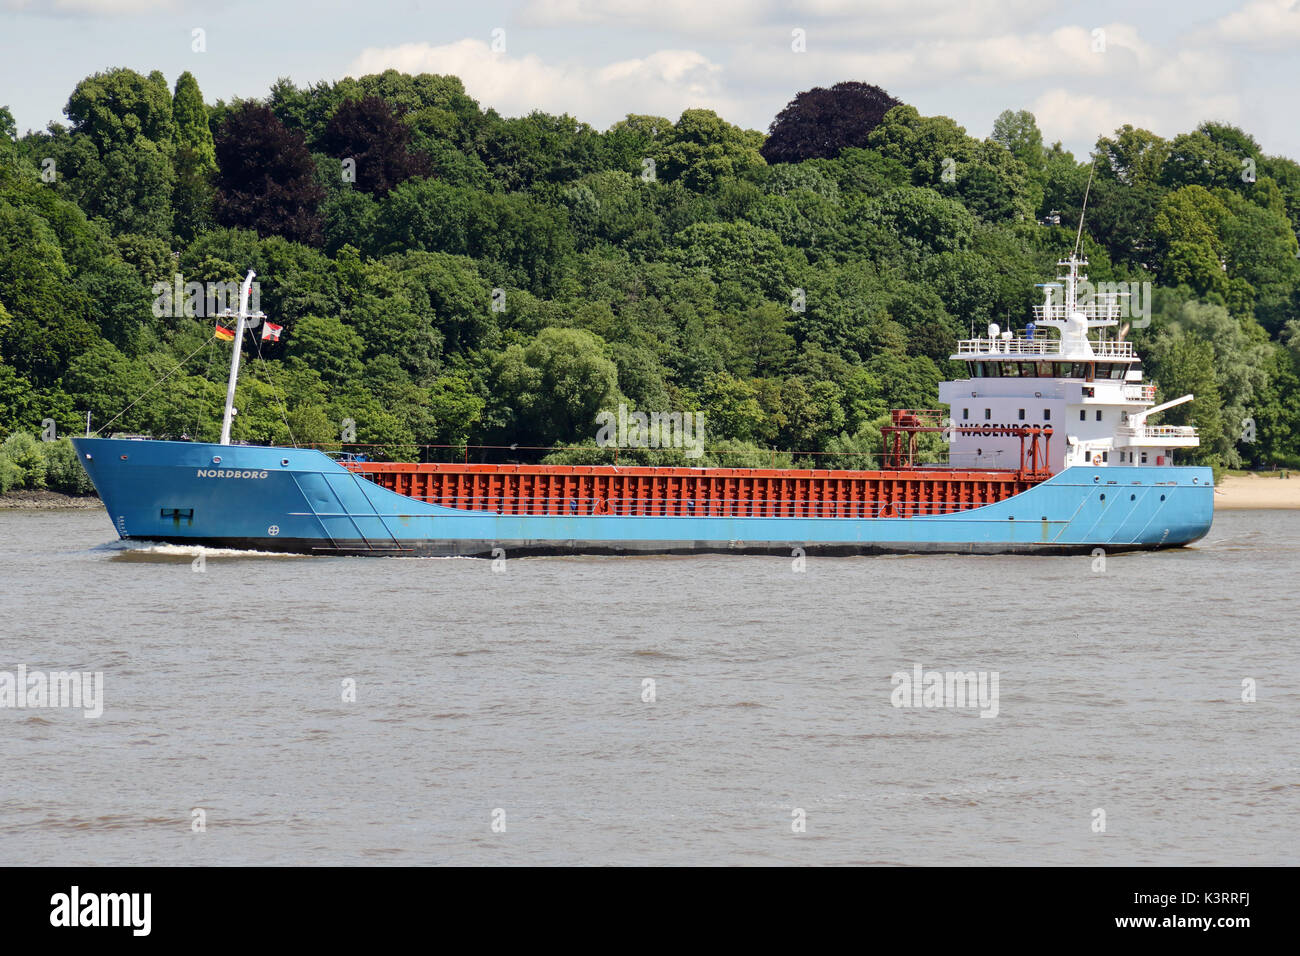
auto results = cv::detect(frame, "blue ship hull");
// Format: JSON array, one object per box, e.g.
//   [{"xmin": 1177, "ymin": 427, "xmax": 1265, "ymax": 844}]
[{"xmin": 71, "ymin": 437, "xmax": 1215, "ymax": 556}]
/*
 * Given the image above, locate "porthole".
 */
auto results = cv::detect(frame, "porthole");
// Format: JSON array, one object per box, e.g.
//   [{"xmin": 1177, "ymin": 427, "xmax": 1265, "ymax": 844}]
[
  {"xmin": 1160, "ymin": 494, "xmax": 1166, "ymax": 501},
  {"xmin": 1100, "ymin": 494, "xmax": 1106, "ymax": 501},
  {"xmin": 281, "ymin": 458, "xmax": 290, "ymax": 466},
  {"xmin": 212, "ymin": 456, "xmax": 222, "ymax": 464}
]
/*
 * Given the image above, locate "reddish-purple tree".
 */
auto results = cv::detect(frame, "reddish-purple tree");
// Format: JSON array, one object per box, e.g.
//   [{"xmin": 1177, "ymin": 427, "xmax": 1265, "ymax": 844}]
[
  {"xmin": 214, "ymin": 102, "xmax": 324, "ymax": 244},
  {"xmin": 762, "ymin": 82, "xmax": 903, "ymax": 164},
  {"xmin": 321, "ymin": 96, "xmax": 430, "ymax": 196}
]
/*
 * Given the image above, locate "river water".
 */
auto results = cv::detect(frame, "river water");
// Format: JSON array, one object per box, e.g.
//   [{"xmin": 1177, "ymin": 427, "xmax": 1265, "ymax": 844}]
[{"xmin": 0, "ymin": 506, "xmax": 1296, "ymax": 865}]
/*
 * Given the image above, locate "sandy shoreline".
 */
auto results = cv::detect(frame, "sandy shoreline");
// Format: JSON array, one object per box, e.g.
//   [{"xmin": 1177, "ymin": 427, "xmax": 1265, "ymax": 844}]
[{"xmin": 1214, "ymin": 474, "xmax": 1300, "ymax": 509}]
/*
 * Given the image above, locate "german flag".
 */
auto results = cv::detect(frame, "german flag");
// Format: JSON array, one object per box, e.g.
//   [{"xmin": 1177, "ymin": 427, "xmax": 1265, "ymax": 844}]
[{"xmin": 214, "ymin": 323, "xmax": 236, "ymax": 341}]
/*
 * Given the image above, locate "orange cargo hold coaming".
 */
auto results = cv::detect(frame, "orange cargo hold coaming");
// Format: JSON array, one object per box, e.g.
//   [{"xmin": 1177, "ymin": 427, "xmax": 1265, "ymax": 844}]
[{"xmin": 340, "ymin": 461, "xmax": 1047, "ymax": 520}]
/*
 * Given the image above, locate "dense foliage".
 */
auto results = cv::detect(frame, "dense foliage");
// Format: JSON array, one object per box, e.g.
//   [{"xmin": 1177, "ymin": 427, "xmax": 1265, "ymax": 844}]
[
  {"xmin": 3, "ymin": 70, "xmax": 1300, "ymax": 483},
  {"xmin": 761, "ymin": 81, "xmax": 901, "ymax": 164}
]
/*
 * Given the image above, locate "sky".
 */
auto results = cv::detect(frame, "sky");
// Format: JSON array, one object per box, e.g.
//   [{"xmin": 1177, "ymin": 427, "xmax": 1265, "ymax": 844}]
[{"xmin": 2, "ymin": 0, "xmax": 1299, "ymax": 160}]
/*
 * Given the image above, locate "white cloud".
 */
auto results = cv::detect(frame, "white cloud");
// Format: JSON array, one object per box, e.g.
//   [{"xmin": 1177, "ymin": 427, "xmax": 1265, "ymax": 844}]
[
  {"xmin": 1031, "ymin": 89, "xmax": 1159, "ymax": 146},
  {"xmin": 347, "ymin": 39, "xmax": 744, "ymax": 128},
  {"xmin": 1209, "ymin": 0, "xmax": 1300, "ymax": 47},
  {"xmin": 729, "ymin": 22, "xmax": 1180, "ymax": 92},
  {"xmin": 2, "ymin": 0, "xmax": 179, "ymax": 13},
  {"xmin": 519, "ymin": 0, "xmax": 1057, "ymax": 39},
  {"xmin": 519, "ymin": 0, "xmax": 759, "ymax": 34},
  {"xmin": 1031, "ymin": 87, "xmax": 1243, "ymax": 152}
]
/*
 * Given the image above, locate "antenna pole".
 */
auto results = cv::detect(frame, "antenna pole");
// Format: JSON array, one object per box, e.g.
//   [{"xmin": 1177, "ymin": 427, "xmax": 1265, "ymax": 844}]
[
  {"xmin": 1073, "ymin": 160, "xmax": 1096, "ymax": 259},
  {"xmin": 219, "ymin": 270, "xmax": 256, "ymax": 446}
]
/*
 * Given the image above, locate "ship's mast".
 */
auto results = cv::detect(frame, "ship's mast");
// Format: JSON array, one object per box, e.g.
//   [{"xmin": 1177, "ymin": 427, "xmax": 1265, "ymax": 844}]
[
  {"xmin": 1063, "ymin": 255, "xmax": 1079, "ymax": 316},
  {"xmin": 219, "ymin": 270, "xmax": 257, "ymax": 446}
]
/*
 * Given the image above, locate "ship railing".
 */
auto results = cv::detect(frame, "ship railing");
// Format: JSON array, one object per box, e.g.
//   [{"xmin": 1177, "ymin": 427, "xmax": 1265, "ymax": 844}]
[
  {"xmin": 1115, "ymin": 424, "xmax": 1199, "ymax": 439},
  {"xmin": 956, "ymin": 337, "xmax": 1134, "ymax": 358},
  {"xmin": 957, "ymin": 337, "xmax": 1059, "ymax": 355},
  {"xmin": 1122, "ymin": 384, "xmax": 1157, "ymax": 401},
  {"xmin": 1032, "ymin": 302, "xmax": 1126, "ymax": 323},
  {"xmin": 321, "ymin": 441, "xmax": 1017, "ymax": 471},
  {"xmin": 399, "ymin": 495, "xmax": 1021, "ymax": 519},
  {"xmin": 1090, "ymin": 341, "xmax": 1136, "ymax": 358}
]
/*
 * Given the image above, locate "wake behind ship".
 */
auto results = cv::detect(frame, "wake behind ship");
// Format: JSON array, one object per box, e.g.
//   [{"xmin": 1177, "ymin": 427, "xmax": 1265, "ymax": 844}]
[{"xmin": 72, "ymin": 257, "xmax": 1214, "ymax": 557}]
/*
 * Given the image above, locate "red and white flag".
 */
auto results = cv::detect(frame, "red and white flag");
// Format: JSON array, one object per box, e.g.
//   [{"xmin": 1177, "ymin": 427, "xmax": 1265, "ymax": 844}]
[{"xmin": 261, "ymin": 321, "xmax": 283, "ymax": 342}]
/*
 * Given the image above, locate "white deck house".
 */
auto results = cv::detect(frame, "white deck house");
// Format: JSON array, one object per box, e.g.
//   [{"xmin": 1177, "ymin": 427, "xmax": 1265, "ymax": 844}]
[{"xmin": 937, "ymin": 256, "xmax": 1199, "ymax": 473}]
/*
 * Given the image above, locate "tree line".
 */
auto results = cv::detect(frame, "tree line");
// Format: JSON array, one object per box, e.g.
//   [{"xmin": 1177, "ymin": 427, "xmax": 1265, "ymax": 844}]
[{"xmin": 2, "ymin": 72, "xmax": 1298, "ymax": 485}]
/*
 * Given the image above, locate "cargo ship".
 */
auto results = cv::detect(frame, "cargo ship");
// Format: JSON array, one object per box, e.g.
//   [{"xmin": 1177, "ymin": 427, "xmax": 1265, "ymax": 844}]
[{"xmin": 72, "ymin": 256, "xmax": 1214, "ymax": 556}]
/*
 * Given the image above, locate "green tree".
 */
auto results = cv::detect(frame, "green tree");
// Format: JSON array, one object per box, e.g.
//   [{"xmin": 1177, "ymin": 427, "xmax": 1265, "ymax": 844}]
[
  {"xmin": 487, "ymin": 327, "xmax": 619, "ymax": 445},
  {"xmin": 0, "ymin": 200, "xmax": 98, "ymax": 383},
  {"xmin": 990, "ymin": 109, "xmax": 1045, "ymax": 179},
  {"xmin": 43, "ymin": 436, "xmax": 96, "ymax": 494},
  {"xmin": 0, "ymin": 432, "xmax": 47, "ymax": 489},
  {"xmin": 172, "ymin": 71, "xmax": 216, "ymax": 239},
  {"xmin": 286, "ymin": 314, "xmax": 365, "ymax": 385},
  {"xmin": 1141, "ymin": 297, "xmax": 1271, "ymax": 465},
  {"xmin": 1144, "ymin": 333, "xmax": 1224, "ymax": 464},
  {"xmin": 654, "ymin": 109, "xmax": 766, "ymax": 191},
  {"xmin": 1161, "ymin": 126, "xmax": 1252, "ymax": 191},
  {"xmin": 857, "ymin": 187, "xmax": 974, "ymax": 255},
  {"xmin": 1094, "ymin": 125, "xmax": 1169, "ymax": 187},
  {"xmin": 1153, "ymin": 186, "xmax": 1231, "ymax": 297},
  {"xmin": 66, "ymin": 68, "xmax": 175, "ymax": 151},
  {"xmin": 671, "ymin": 220, "xmax": 791, "ymax": 298}
]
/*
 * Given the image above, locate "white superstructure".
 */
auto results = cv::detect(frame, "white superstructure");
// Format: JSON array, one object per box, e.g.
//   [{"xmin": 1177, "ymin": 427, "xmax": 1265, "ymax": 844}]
[{"xmin": 937, "ymin": 256, "xmax": 1199, "ymax": 473}]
